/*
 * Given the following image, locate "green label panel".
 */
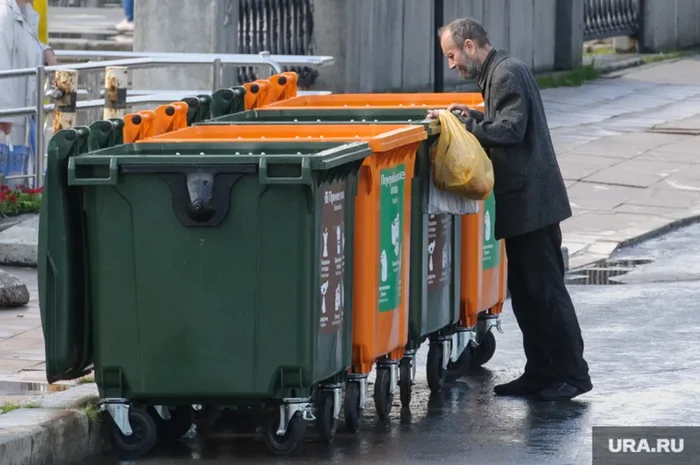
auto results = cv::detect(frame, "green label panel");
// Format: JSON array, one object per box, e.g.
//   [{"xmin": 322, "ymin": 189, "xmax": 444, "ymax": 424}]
[
  {"xmin": 482, "ymin": 193, "xmax": 501, "ymax": 270},
  {"xmin": 378, "ymin": 164, "xmax": 406, "ymax": 312}
]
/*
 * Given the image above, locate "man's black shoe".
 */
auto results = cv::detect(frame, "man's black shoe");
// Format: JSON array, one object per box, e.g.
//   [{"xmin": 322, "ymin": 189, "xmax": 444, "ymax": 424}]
[
  {"xmin": 494, "ymin": 375, "xmax": 551, "ymax": 396},
  {"xmin": 537, "ymin": 382, "xmax": 591, "ymax": 401}
]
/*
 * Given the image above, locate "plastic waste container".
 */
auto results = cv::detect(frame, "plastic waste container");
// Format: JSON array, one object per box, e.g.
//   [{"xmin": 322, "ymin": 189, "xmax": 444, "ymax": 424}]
[
  {"xmin": 138, "ymin": 123, "xmax": 425, "ymax": 431},
  {"xmin": 38, "ymin": 124, "xmax": 372, "ymax": 458},
  {"xmin": 214, "ymin": 97, "xmax": 508, "ymax": 374},
  {"xmin": 197, "ymin": 107, "xmax": 465, "ymax": 406}
]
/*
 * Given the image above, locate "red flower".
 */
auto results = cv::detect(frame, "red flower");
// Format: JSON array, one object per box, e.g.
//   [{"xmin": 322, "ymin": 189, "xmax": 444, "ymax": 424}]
[{"xmin": 19, "ymin": 186, "xmax": 42, "ymax": 194}]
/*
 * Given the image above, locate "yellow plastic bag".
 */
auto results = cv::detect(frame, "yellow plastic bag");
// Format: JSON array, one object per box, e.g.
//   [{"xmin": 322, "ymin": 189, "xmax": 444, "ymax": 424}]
[{"xmin": 431, "ymin": 110, "xmax": 494, "ymax": 200}]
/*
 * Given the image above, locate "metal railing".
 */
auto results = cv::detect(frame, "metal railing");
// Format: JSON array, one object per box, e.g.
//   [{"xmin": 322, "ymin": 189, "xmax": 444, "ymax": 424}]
[
  {"xmin": 583, "ymin": 0, "xmax": 643, "ymax": 41},
  {"xmin": 238, "ymin": 0, "xmax": 316, "ymax": 87},
  {"xmin": 0, "ymin": 51, "xmax": 334, "ymax": 187},
  {"xmin": 48, "ymin": 0, "xmax": 120, "ymax": 7}
]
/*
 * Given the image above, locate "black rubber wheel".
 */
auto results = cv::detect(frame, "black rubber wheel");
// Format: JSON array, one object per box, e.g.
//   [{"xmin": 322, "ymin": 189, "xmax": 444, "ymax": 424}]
[
  {"xmin": 446, "ymin": 345, "xmax": 474, "ymax": 382},
  {"xmin": 427, "ymin": 343, "xmax": 446, "ymax": 393},
  {"xmin": 344, "ymin": 382, "xmax": 363, "ymax": 434},
  {"xmin": 316, "ymin": 390, "xmax": 337, "ymax": 444},
  {"xmin": 399, "ymin": 358, "xmax": 412, "ymax": 408},
  {"xmin": 193, "ymin": 405, "xmax": 220, "ymax": 431},
  {"xmin": 471, "ymin": 330, "xmax": 497, "ymax": 367},
  {"xmin": 373, "ymin": 367, "xmax": 393, "ymax": 420},
  {"xmin": 263, "ymin": 411, "xmax": 307, "ymax": 456},
  {"xmin": 109, "ymin": 406, "xmax": 158, "ymax": 460},
  {"xmin": 150, "ymin": 405, "xmax": 194, "ymax": 442}
]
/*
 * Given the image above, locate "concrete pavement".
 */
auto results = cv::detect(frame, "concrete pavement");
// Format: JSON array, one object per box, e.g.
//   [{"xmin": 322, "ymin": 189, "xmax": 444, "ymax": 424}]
[
  {"xmin": 75, "ymin": 223, "xmax": 700, "ymax": 465},
  {"xmin": 547, "ymin": 56, "xmax": 700, "ymax": 268}
]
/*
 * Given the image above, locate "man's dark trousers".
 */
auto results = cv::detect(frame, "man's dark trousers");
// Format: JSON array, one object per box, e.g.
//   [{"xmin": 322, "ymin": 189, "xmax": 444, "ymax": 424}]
[{"xmin": 504, "ymin": 222, "xmax": 592, "ymax": 391}]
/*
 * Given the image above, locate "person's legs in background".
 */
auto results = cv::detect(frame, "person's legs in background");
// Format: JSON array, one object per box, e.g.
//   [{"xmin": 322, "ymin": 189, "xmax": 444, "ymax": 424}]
[{"xmin": 116, "ymin": 0, "xmax": 134, "ymax": 32}]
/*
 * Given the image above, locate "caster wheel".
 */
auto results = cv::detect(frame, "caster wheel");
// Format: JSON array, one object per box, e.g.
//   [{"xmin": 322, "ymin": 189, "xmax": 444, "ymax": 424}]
[
  {"xmin": 151, "ymin": 405, "xmax": 194, "ymax": 442},
  {"xmin": 344, "ymin": 381, "xmax": 363, "ymax": 434},
  {"xmin": 315, "ymin": 390, "xmax": 338, "ymax": 444},
  {"xmin": 471, "ymin": 330, "xmax": 497, "ymax": 367},
  {"xmin": 427, "ymin": 343, "xmax": 446, "ymax": 393},
  {"xmin": 193, "ymin": 405, "xmax": 220, "ymax": 431},
  {"xmin": 108, "ymin": 406, "xmax": 158, "ymax": 460},
  {"xmin": 446, "ymin": 345, "xmax": 473, "ymax": 382},
  {"xmin": 263, "ymin": 411, "xmax": 307, "ymax": 456},
  {"xmin": 399, "ymin": 358, "xmax": 412, "ymax": 408},
  {"xmin": 373, "ymin": 367, "xmax": 393, "ymax": 420}
]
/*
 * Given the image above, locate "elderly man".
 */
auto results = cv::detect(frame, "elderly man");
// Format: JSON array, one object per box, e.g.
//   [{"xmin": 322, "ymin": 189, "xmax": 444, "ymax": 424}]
[{"xmin": 429, "ymin": 17, "xmax": 592, "ymax": 401}]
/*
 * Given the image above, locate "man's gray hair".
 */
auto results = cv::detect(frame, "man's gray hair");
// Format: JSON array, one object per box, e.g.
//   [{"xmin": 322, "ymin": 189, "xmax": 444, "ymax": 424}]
[{"xmin": 438, "ymin": 17, "xmax": 490, "ymax": 47}]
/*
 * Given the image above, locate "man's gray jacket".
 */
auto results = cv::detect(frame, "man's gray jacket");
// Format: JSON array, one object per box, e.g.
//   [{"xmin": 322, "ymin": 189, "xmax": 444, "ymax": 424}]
[{"xmin": 464, "ymin": 49, "xmax": 572, "ymax": 240}]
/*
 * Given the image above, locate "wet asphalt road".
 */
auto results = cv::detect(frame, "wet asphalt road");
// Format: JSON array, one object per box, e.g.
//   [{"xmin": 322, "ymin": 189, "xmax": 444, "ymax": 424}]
[{"xmin": 78, "ymin": 223, "xmax": 700, "ymax": 465}]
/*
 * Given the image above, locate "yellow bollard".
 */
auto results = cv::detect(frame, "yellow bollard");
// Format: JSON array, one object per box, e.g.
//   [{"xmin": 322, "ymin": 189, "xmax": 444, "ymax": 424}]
[{"xmin": 34, "ymin": 0, "xmax": 48, "ymax": 45}]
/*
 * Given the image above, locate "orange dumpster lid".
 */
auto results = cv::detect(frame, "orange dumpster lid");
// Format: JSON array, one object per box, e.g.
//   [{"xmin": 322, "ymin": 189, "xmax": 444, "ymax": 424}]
[
  {"xmin": 138, "ymin": 124, "xmax": 428, "ymax": 152},
  {"xmin": 264, "ymin": 92, "xmax": 484, "ymax": 110}
]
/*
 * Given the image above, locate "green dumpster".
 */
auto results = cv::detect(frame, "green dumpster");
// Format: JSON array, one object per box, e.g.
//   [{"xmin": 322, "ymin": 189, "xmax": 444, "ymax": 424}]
[
  {"xmin": 197, "ymin": 108, "xmax": 463, "ymax": 407},
  {"xmin": 38, "ymin": 126, "xmax": 370, "ymax": 458}
]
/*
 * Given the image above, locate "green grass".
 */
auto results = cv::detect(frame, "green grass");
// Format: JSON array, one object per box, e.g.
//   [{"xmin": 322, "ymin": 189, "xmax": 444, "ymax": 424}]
[
  {"xmin": 537, "ymin": 49, "xmax": 697, "ymax": 90},
  {"xmin": 84, "ymin": 402, "xmax": 100, "ymax": 423},
  {"xmin": 78, "ymin": 376, "xmax": 95, "ymax": 384},
  {"xmin": 536, "ymin": 64, "xmax": 600, "ymax": 89},
  {"xmin": 1, "ymin": 401, "xmax": 40, "ymax": 414},
  {"xmin": 584, "ymin": 45, "xmax": 616, "ymax": 57},
  {"xmin": 1, "ymin": 402, "xmax": 21, "ymax": 414},
  {"xmin": 642, "ymin": 50, "xmax": 695, "ymax": 64}
]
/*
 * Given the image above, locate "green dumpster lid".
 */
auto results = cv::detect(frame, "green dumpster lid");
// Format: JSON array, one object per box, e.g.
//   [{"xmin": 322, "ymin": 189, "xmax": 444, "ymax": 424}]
[{"xmin": 76, "ymin": 139, "xmax": 372, "ymax": 172}]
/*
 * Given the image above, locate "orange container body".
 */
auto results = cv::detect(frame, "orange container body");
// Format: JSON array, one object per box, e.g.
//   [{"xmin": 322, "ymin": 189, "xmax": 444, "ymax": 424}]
[
  {"xmin": 460, "ymin": 193, "xmax": 508, "ymax": 328},
  {"xmin": 138, "ymin": 124, "xmax": 424, "ymax": 375},
  {"xmin": 263, "ymin": 92, "xmax": 485, "ymax": 111}
]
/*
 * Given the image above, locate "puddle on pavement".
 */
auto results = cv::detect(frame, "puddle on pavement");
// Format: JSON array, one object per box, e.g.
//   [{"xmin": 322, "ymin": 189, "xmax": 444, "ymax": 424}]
[
  {"xmin": 566, "ymin": 258, "xmax": 654, "ymax": 285},
  {"xmin": 0, "ymin": 380, "xmax": 71, "ymax": 396}
]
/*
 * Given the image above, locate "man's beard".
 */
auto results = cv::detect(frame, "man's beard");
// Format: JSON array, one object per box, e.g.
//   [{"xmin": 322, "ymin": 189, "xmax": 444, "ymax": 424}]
[{"xmin": 458, "ymin": 54, "xmax": 481, "ymax": 80}]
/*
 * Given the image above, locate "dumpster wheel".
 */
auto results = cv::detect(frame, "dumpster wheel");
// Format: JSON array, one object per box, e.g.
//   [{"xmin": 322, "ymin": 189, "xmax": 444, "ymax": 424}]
[
  {"xmin": 150, "ymin": 405, "xmax": 194, "ymax": 442},
  {"xmin": 343, "ymin": 381, "xmax": 363, "ymax": 434},
  {"xmin": 399, "ymin": 357, "xmax": 412, "ymax": 408},
  {"xmin": 427, "ymin": 343, "xmax": 447, "ymax": 393},
  {"xmin": 471, "ymin": 330, "xmax": 497, "ymax": 368},
  {"xmin": 315, "ymin": 390, "xmax": 338, "ymax": 444},
  {"xmin": 108, "ymin": 406, "xmax": 157, "ymax": 460},
  {"xmin": 446, "ymin": 346, "xmax": 474, "ymax": 382},
  {"xmin": 373, "ymin": 367, "xmax": 394, "ymax": 420},
  {"xmin": 263, "ymin": 411, "xmax": 306, "ymax": 456}
]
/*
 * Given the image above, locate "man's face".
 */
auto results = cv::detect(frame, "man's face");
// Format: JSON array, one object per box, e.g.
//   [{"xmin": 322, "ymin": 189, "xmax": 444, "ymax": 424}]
[{"xmin": 440, "ymin": 32, "xmax": 480, "ymax": 80}]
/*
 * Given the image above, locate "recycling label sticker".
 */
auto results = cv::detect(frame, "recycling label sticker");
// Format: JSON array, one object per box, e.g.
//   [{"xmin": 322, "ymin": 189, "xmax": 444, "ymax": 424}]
[
  {"xmin": 320, "ymin": 181, "xmax": 346, "ymax": 333},
  {"xmin": 378, "ymin": 164, "xmax": 406, "ymax": 312},
  {"xmin": 482, "ymin": 193, "xmax": 501, "ymax": 270}
]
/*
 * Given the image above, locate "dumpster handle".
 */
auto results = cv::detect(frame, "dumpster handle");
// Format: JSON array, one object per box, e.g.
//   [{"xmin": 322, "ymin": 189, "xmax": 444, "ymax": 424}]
[
  {"xmin": 67, "ymin": 157, "xmax": 119, "ymax": 185},
  {"xmin": 119, "ymin": 164, "xmax": 256, "ymax": 227},
  {"xmin": 259, "ymin": 157, "xmax": 312, "ymax": 185}
]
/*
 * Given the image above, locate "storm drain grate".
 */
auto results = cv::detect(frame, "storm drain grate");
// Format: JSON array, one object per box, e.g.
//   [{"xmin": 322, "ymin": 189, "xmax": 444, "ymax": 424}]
[{"xmin": 565, "ymin": 258, "xmax": 654, "ymax": 285}]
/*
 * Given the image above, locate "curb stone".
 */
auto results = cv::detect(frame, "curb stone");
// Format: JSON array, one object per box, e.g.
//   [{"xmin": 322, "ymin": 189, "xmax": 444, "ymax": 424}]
[
  {"xmin": 0, "ymin": 384, "xmax": 103, "ymax": 465},
  {"xmin": 0, "ymin": 214, "xmax": 39, "ymax": 267},
  {"xmin": 567, "ymin": 214, "xmax": 700, "ymax": 272},
  {"xmin": 0, "ymin": 408, "xmax": 102, "ymax": 465}
]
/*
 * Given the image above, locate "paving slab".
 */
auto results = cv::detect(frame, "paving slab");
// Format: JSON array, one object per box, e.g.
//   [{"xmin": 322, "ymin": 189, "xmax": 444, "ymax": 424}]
[{"xmin": 582, "ymin": 158, "xmax": 690, "ymax": 188}]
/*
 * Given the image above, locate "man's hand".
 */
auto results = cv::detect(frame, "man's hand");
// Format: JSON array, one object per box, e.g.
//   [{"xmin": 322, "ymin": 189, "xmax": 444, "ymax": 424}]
[
  {"xmin": 446, "ymin": 103, "xmax": 471, "ymax": 117},
  {"xmin": 43, "ymin": 49, "xmax": 58, "ymax": 66},
  {"xmin": 0, "ymin": 122, "xmax": 11, "ymax": 135},
  {"xmin": 427, "ymin": 103, "xmax": 472, "ymax": 120}
]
